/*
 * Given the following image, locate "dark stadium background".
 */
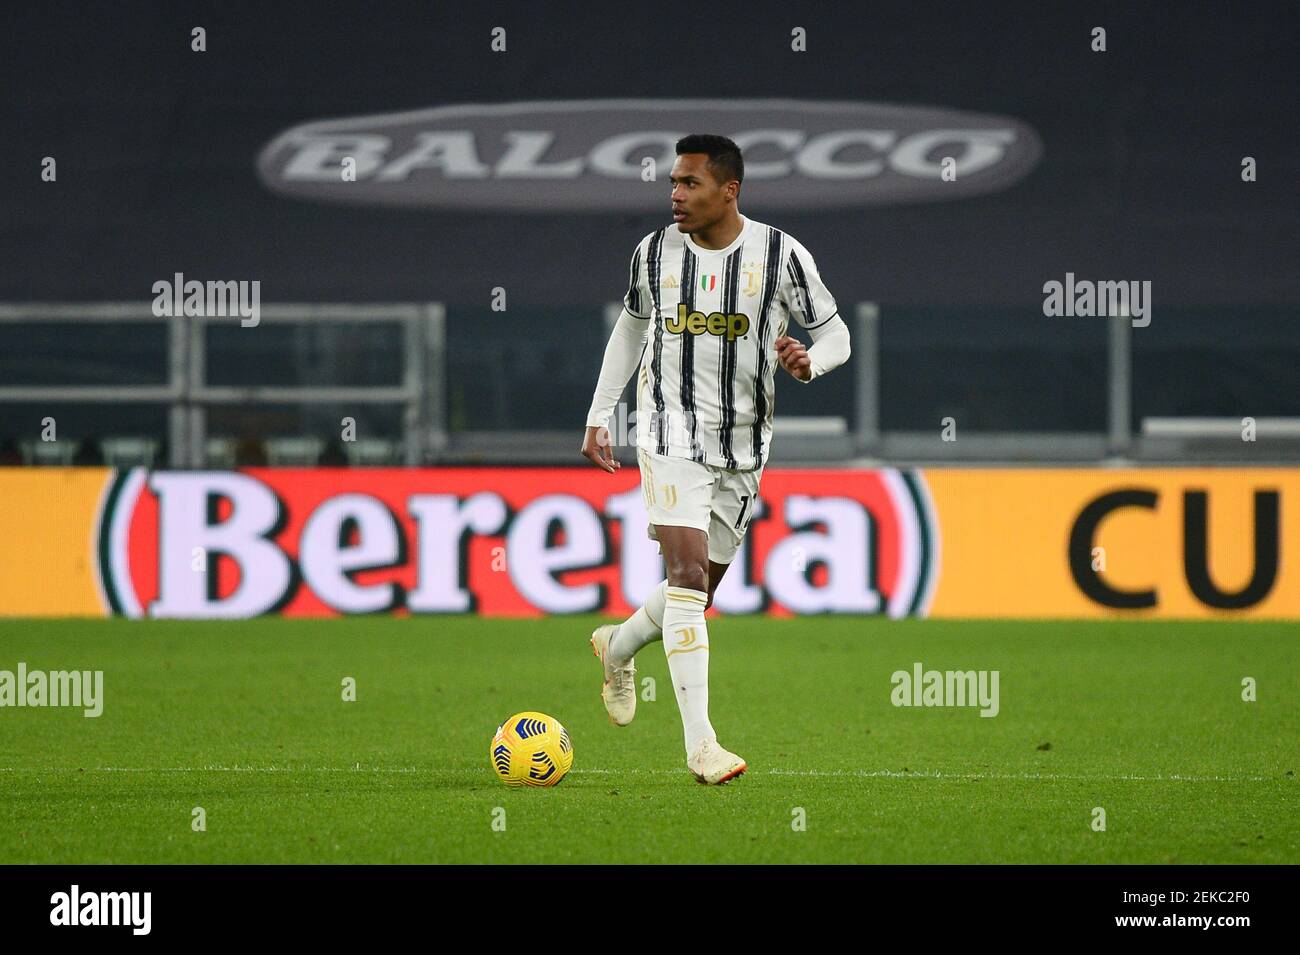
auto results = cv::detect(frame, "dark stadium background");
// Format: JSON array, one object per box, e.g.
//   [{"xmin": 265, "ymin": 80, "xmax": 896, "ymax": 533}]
[
  {"xmin": 0, "ymin": 0, "xmax": 1296, "ymax": 894},
  {"xmin": 2, "ymin": 1, "xmax": 1296, "ymax": 460}
]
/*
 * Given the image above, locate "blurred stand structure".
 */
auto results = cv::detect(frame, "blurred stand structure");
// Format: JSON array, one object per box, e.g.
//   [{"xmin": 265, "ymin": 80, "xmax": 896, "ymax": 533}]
[{"xmin": 2, "ymin": 301, "xmax": 1296, "ymax": 467}]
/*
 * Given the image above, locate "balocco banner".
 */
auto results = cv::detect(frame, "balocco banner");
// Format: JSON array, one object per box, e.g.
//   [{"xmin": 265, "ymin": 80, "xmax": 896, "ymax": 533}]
[
  {"xmin": 256, "ymin": 99, "xmax": 1042, "ymax": 211},
  {"xmin": 1, "ymin": 468, "xmax": 1296, "ymax": 620}
]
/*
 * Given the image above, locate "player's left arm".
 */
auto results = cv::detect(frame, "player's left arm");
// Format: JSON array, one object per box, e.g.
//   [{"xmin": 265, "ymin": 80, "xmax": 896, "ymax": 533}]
[{"xmin": 774, "ymin": 239, "xmax": 851, "ymax": 383}]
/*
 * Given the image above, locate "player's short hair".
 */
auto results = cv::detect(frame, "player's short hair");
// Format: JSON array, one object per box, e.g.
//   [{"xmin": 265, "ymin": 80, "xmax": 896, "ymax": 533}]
[{"xmin": 675, "ymin": 134, "xmax": 744, "ymax": 188}]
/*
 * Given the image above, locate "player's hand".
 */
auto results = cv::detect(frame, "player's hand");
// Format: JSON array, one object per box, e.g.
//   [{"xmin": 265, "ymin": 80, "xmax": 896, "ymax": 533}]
[
  {"xmin": 580, "ymin": 425, "xmax": 621, "ymax": 473},
  {"xmin": 774, "ymin": 336, "xmax": 812, "ymax": 381}
]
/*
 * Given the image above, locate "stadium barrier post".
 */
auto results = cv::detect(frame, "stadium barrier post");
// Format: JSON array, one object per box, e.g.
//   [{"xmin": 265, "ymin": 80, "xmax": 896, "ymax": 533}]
[
  {"xmin": 855, "ymin": 302, "xmax": 880, "ymax": 458},
  {"xmin": 1107, "ymin": 310, "xmax": 1132, "ymax": 457},
  {"xmin": 424, "ymin": 303, "xmax": 448, "ymax": 461}
]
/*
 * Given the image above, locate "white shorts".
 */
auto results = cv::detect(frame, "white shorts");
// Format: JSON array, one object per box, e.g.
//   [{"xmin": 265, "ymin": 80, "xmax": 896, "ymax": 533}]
[{"xmin": 637, "ymin": 448, "xmax": 763, "ymax": 565}]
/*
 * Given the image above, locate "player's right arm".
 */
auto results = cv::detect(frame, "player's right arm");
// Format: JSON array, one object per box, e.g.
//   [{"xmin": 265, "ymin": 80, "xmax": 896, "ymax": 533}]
[{"xmin": 581, "ymin": 238, "xmax": 653, "ymax": 473}]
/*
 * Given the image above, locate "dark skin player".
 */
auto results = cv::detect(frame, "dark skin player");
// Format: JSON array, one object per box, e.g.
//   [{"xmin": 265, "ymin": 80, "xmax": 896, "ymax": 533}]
[{"xmin": 580, "ymin": 152, "xmax": 812, "ymax": 606}]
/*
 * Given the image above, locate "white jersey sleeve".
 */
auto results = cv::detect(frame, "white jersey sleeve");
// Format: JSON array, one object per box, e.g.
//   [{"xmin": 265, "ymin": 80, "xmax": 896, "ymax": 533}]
[
  {"xmin": 585, "ymin": 308, "xmax": 649, "ymax": 428},
  {"xmin": 797, "ymin": 315, "xmax": 851, "ymax": 383},
  {"xmin": 585, "ymin": 238, "xmax": 655, "ymax": 429},
  {"xmin": 780, "ymin": 237, "xmax": 840, "ymax": 331}
]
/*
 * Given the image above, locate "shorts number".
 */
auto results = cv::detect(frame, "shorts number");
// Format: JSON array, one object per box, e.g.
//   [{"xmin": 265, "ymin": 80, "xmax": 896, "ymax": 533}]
[{"xmin": 734, "ymin": 494, "xmax": 751, "ymax": 530}]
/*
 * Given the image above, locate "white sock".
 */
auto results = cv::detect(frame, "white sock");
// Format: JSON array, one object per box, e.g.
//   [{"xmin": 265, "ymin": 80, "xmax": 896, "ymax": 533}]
[
  {"xmin": 609, "ymin": 581, "xmax": 667, "ymax": 664},
  {"xmin": 662, "ymin": 585, "xmax": 714, "ymax": 756}
]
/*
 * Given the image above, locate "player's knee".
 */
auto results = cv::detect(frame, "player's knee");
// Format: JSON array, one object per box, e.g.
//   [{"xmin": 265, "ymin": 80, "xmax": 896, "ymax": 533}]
[{"xmin": 665, "ymin": 561, "xmax": 708, "ymax": 594}]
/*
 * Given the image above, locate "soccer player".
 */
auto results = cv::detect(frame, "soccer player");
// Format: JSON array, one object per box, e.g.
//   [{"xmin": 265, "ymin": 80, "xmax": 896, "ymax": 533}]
[{"xmin": 581, "ymin": 134, "xmax": 852, "ymax": 784}]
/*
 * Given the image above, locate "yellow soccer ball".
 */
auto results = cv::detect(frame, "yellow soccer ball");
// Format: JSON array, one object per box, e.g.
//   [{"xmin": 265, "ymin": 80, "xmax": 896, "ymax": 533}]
[{"xmin": 489, "ymin": 711, "xmax": 574, "ymax": 787}]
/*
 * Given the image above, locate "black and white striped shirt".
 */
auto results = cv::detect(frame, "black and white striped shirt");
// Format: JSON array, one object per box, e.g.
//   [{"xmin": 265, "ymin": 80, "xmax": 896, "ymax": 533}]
[{"xmin": 624, "ymin": 216, "xmax": 839, "ymax": 471}]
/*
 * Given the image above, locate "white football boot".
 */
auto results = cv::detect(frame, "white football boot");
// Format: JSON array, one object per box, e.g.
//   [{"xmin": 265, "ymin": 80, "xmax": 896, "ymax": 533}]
[
  {"xmin": 590, "ymin": 625, "xmax": 636, "ymax": 726},
  {"xmin": 687, "ymin": 738, "xmax": 747, "ymax": 785}
]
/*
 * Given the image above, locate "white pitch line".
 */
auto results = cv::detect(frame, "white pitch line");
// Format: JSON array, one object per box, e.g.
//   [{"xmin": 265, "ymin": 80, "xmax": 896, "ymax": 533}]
[
  {"xmin": 0, "ymin": 766, "xmax": 1281, "ymax": 782},
  {"xmin": 765, "ymin": 768, "xmax": 1280, "ymax": 782}
]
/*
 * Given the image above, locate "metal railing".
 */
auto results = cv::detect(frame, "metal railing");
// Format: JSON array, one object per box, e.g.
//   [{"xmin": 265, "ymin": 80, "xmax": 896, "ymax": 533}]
[
  {"xmin": 861, "ymin": 306, "xmax": 1133, "ymax": 464},
  {"xmin": 0, "ymin": 303, "xmax": 446, "ymax": 467}
]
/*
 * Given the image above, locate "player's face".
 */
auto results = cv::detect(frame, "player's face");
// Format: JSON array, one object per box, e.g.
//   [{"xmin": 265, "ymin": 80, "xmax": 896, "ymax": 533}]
[{"xmin": 669, "ymin": 154, "xmax": 734, "ymax": 233}]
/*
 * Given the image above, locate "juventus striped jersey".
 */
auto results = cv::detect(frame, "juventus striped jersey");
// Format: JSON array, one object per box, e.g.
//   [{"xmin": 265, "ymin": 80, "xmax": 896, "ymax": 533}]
[{"xmin": 618, "ymin": 216, "xmax": 840, "ymax": 471}]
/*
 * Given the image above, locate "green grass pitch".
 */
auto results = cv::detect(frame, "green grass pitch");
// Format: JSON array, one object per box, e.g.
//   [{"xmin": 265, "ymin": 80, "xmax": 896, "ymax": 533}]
[{"xmin": 0, "ymin": 616, "xmax": 1295, "ymax": 864}]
